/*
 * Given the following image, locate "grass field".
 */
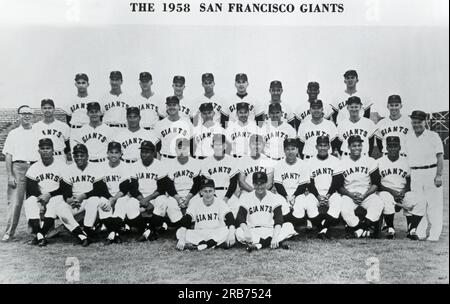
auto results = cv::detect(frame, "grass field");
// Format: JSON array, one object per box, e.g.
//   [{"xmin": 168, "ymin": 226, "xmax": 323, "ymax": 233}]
[{"xmin": 0, "ymin": 162, "xmax": 448, "ymax": 284}]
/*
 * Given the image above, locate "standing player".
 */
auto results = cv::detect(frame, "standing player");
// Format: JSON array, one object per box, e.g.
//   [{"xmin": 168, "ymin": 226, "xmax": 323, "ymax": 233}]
[
  {"xmin": 114, "ymin": 107, "xmax": 158, "ymax": 163},
  {"xmin": 375, "ymin": 95, "xmax": 410, "ymax": 154},
  {"xmin": 261, "ymin": 103, "xmax": 296, "ymax": 161},
  {"xmin": 161, "ymin": 75, "xmax": 195, "ymax": 122},
  {"xmin": 24, "ymin": 138, "xmax": 89, "ymax": 246},
  {"xmin": 377, "ymin": 136, "xmax": 422, "ymax": 240},
  {"xmin": 33, "ymin": 99, "xmax": 71, "ymax": 162},
  {"xmin": 192, "ymin": 102, "xmax": 225, "ymax": 159},
  {"xmin": 192, "ymin": 73, "xmax": 226, "ymax": 127},
  {"xmin": 339, "ymin": 135, "xmax": 384, "ymax": 238},
  {"xmin": 71, "ymin": 102, "xmax": 114, "ymax": 163},
  {"xmin": 337, "ymin": 96, "xmax": 377, "ymax": 157},
  {"xmin": 297, "ymin": 99, "xmax": 339, "ymax": 159},
  {"xmin": 294, "ymin": 82, "xmax": 333, "ymax": 128},
  {"xmin": 223, "ymin": 73, "xmax": 257, "ymax": 124},
  {"xmin": 236, "ymin": 172, "xmax": 296, "ymax": 251},
  {"xmin": 100, "ymin": 71, "xmax": 129, "ymax": 128},
  {"xmin": 64, "ymin": 73, "xmax": 92, "ymax": 129},
  {"xmin": 153, "ymin": 96, "xmax": 194, "ymax": 159},
  {"xmin": 176, "ymin": 178, "xmax": 236, "ymax": 251}
]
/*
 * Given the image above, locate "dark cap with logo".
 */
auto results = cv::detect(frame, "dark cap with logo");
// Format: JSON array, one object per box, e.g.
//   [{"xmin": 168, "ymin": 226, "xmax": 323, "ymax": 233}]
[
  {"xmin": 166, "ymin": 96, "xmax": 180, "ymax": 105},
  {"xmin": 348, "ymin": 135, "xmax": 364, "ymax": 145},
  {"xmin": 284, "ymin": 138, "xmax": 299, "ymax": 149},
  {"xmin": 139, "ymin": 140, "xmax": 155, "ymax": 151},
  {"xmin": 108, "ymin": 141, "xmax": 122, "ymax": 151},
  {"xmin": 268, "ymin": 103, "xmax": 282, "ymax": 113},
  {"xmin": 139, "ymin": 72, "xmax": 152, "ymax": 82},
  {"xmin": 316, "ymin": 135, "xmax": 330, "ymax": 145},
  {"xmin": 388, "ymin": 95, "xmax": 402, "ymax": 104},
  {"xmin": 409, "ymin": 110, "xmax": 427, "ymax": 121},
  {"xmin": 38, "ymin": 138, "xmax": 53, "ymax": 148},
  {"xmin": 202, "ymin": 73, "xmax": 214, "ymax": 82},
  {"xmin": 270, "ymin": 80, "xmax": 283, "ymax": 89},
  {"xmin": 310, "ymin": 99, "xmax": 323, "ymax": 109},
  {"xmin": 386, "ymin": 136, "xmax": 400, "ymax": 146},
  {"xmin": 307, "ymin": 81, "xmax": 320, "ymax": 91},
  {"xmin": 86, "ymin": 102, "xmax": 101, "ymax": 111},
  {"xmin": 346, "ymin": 96, "xmax": 362, "ymax": 105},
  {"xmin": 236, "ymin": 102, "xmax": 250, "ymax": 111},
  {"xmin": 110, "ymin": 71, "xmax": 123, "ymax": 80},
  {"xmin": 75, "ymin": 73, "xmax": 89, "ymax": 82},
  {"xmin": 252, "ymin": 171, "xmax": 268, "ymax": 184},
  {"xmin": 200, "ymin": 178, "xmax": 215, "ymax": 189},
  {"xmin": 72, "ymin": 143, "xmax": 88, "ymax": 154},
  {"xmin": 199, "ymin": 102, "xmax": 214, "ymax": 112},
  {"xmin": 344, "ymin": 70, "xmax": 358, "ymax": 78},
  {"xmin": 41, "ymin": 99, "xmax": 55, "ymax": 108},
  {"xmin": 126, "ymin": 106, "xmax": 140, "ymax": 116},
  {"xmin": 173, "ymin": 75, "xmax": 185, "ymax": 84},
  {"xmin": 235, "ymin": 73, "xmax": 248, "ymax": 82}
]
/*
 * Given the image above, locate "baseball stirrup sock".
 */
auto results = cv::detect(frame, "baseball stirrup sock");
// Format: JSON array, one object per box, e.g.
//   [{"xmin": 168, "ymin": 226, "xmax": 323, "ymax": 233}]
[
  {"xmin": 149, "ymin": 214, "xmax": 165, "ymax": 229},
  {"xmin": 406, "ymin": 216, "xmax": 412, "ymax": 229},
  {"xmin": 383, "ymin": 214, "xmax": 394, "ymax": 228},
  {"xmin": 40, "ymin": 218, "xmax": 55, "ymax": 235},
  {"xmin": 284, "ymin": 212, "xmax": 306, "ymax": 227},
  {"xmin": 199, "ymin": 240, "xmax": 217, "ymax": 248},
  {"xmin": 322, "ymin": 214, "xmax": 339, "ymax": 229},
  {"xmin": 71, "ymin": 226, "xmax": 87, "ymax": 240},
  {"xmin": 308, "ymin": 215, "xmax": 322, "ymax": 228},
  {"xmin": 260, "ymin": 237, "xmax": 272, "ymax": 248},
  {"xmin": 128, "ymin": 215, "xmax": 146, "ymax": 230},
  {"xmin": 409, "ymin": 215, "xmax": 423, "ymax": 230},
  {"xmin": 28, "ymin": 219, "xmax": 40, "ymax": 234}
]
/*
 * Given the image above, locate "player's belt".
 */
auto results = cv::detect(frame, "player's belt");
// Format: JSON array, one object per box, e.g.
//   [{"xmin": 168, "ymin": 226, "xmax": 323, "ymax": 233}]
[
  {"xmin": 232, "ymin": 154, "xmax": 242, "ymax": 158},
  {"xmin": 13, "ymin": 160, "xmax": 36, "ymax": 165},
  {"xmin": 89, "ymin": 158, "xmax": 106, "ymax": 163},
  {"xmin": 215, "ymin": 187, "xmax": 228, "ymax": 191},
  {"xmin": 270, "ymin": 157, "xmax": 283, "ymax": 161},
  {"xmin": 70, "ymin": 125, "xmax": 82, "ymax": 129},
  {"xmin": 251, "ymin": 225, "xmax": 273, "ymax": 229},
  {"xmin": 161, "ymin": 154, "xmax": 177, "ymax": 159},
  {"xmin": 411, "ymin": 164, "xmax": 437, "ymax": 170},
  {"xmin": 107, "ymin": 123, "xmax": 127, "ymax": 128},
  {"xmin": 143, "ymin": 127, "xmax": 154, "ymax": 131},
  {"xmin": 122, "ymin": 159, "xmax": 137, "ymax": 164},
  {"xmin": 195, "ymin": 156, "xmax": 208, "ymax": 160},
  {"xmin": 53, "ymin": 151, "xmax": 63, "ymax": 156},
  {"xmin": 303, "ymin": 155, "xmax": 313, "ymax": 159}
]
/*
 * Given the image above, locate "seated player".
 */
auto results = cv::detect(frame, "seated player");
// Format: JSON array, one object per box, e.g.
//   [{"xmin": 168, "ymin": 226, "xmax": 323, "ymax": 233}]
[
  {"xmin": 176, "ymin": 178, "xmax": 236, "ymax": 251},
  {"xmin": 236, "ymin": 172, "xmax": 297, "ymax": 252}
]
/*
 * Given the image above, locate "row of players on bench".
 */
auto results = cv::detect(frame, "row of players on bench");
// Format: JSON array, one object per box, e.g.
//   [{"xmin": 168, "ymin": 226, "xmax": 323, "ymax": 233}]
[{"xmin": 25, "ymin": 131, "xmax": 421, "ymax": 250}]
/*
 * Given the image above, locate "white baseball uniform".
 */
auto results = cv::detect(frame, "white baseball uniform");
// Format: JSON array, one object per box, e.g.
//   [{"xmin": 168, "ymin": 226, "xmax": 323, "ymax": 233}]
[
  {"xmin": 100, "ymin": 92, "xmax": 130, "ymax": 126},
  {"xmin": 337, "ymin": 117, "xmax": 377, "ymax": 155},
  {"xmin": 63, "ymin": 95, "xmax": 96, "ymax": 127},
  {"xmin": 375, "ymin": 115, "xmax": 410, "ymax": 154},
  {"xmin": 165, "ymin": 157, "xmax": 202, "ymax": 197},
  {"xmin": 70, "ymin": 123, "xmax": 114, "ymax": 161},
  {"xmin": 224, "ymin": 94, "xmax": 257, "ymax": 123},
  {"xmin": 192, "ymin": 122, "xmax": 225, "ymax": 158},
  {"xmin": 260, "ymin": 122, "xmax": 296, "ymax": 160},
  {"xmin": 114, "ymin": 128, "xmax": 158, "ymax": 162},
  {"xmin": 33, "ymin": 120, "xmax": 70, "ymax": 161},
  {"xmin": 297, "ymin": 118, "xmax": 338, "ymax": 158},
  {"xmin": 332, "ymin": 92, "xmax": 373, "ymax": 125},
  {"xmin": 295, "ymin": 101, "xmax": 334, "ymax": 125},
  {"xmin": 153, "ymin": 117, "xmax": 193, "ymax": 158},
  {"xmin": 192, "ymin": 94, "xmax": 226, "ymax": 125},
  {"xmin": 254, "ymin": 102, "xmax": 296, "ymax": 126},
  {"xmin": 129, "ymin": 93, "xmax": 165, "ymax": 130},
  {"xmin": 225, "ymin": 120, "xmax": 261, "ymax": 157},
  {"xmin": 238, "ymin": 154, "xmax": 276, "ymax": 187}
]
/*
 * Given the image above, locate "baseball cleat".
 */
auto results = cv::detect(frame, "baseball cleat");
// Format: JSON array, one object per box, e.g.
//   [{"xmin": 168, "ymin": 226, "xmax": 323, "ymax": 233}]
[
  {"xmin": 137, "ymin": 229, "xmax": 151, "ymax": 242},
  {"xmin": 386, "ymin": 228, "xmax": 396, "ymax": 239},
  {"xmin": 354, "ymin": 229, "xmax": 364, "ymax": 238},
  {"xmin": 279, "ymin": 242, "xmax": 290, "ymax": 250},
  {"xmin": 407, "ymin": 229, "xmax": 419, "ymax": 241},
  {"xmin": 81, "ymin": 238, "xmax": 90, "ymax": 247},
  {"xmin": 38, "ymin": 238, "xmax": 48, "ymax": 247},
  {"xmin": 1, "ymin": 234, "xmax": 11, "ymax": 242},
  {"xmin": 30, "ymin": 237, "xmax": 39, "ymax": 246}
]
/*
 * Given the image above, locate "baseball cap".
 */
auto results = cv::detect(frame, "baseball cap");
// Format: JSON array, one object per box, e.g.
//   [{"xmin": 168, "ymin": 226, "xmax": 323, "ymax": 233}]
[
  {"xmin": 346, "ymin": 96, "xmax": 362, "ymax": 105},
  {"xmin": 344, "ymin": 70, "xmax": 358, "ymax": 78},
  {"xmin": 268, "ymin": 103, "xmax": 282, "ymax": 113},
  {"xmin": 409, "ymin": 110, "xmax": 427, "ymax": 121},
  {"xmin": 307, "ymin": 82, "xmax": 320, "ymax": 91},
  {"xmin": 139, "ymin": 72, "xmax": 152, "ymax": 82},
  {"xmin": 348, "ymin": 135, "xmax": 364, "ymax": 145},
  {"xmin": 75, "ymin": 73, "xmax": 89, "ymax": 82},
  {"xmin": 110, "ymin": 71, "xmax": 123, "ymax": 80},
  {"xmin": 72, "ymin": 144, "xmax": 88, "ymax": 154},
  {"xmin": 126, "ymin": 106, "xmax": 140, "ymax": 116},
  {"xmin": 86, "ymin": 102, "xmax": 101, "ymax": 111},
  {"xmin": 284, "ymin": 138, "xmax": 298, "ymax": 149},
  {"xmin": 388, "ymin": 95, "xmax": 402, "ymax": 104},
  {"xmin": 108, "ymin": 141, "xmax": 122, "ymax": 151},
  {"xmin": 200, "ymin": 178, "xmax": 215, "ymax": 190},
  {"xmin": 252, "ymin": 171, "xmax": 268, "ymax": 184},
  {"xmin": 199, "ymin": 102, "xmax": 214, "ymax": 112},
  {"xmin": 235, "ymin": 73, "xmax": 248, "ymax": 82},
  {"xmin": 270, "ymin": 80, "xmax": 283, "ymax": 89},
  {"xmin": 173, "ymin": 75, "xmax": 185, "ymax": 85},
  {"xmin": 17, "ymin": 105, "xmax": 33, "ymax": 115},
  {"xmin": 166, "ymin": 96, "xmax": 180, "ymax": 105},
  {"xmin": 41, "ymin": 99, "xmax": 55, "ymax": 108},
  {"xmin": 316, "ymin": 135, "xmax": 330, "ymax": 145},
  {"xmin": 309, "ymin": 99, "xmax": 323, "ymax": 109},
  {"xmin": 38, "ymin": 138, "xmax": 53, "ymax": 148},
  {"xmin": 202, "ymin": 73, "xmax": 214, "ymax": 82},
  {"xmin": 236, "ymin": 102, "xmax": 249, "ymax": 112},
  {"xmin": 386, "ymin": 136, "xmax": 400, "ymax": 146},
  {"xmin": 139, "ymin": 140, "xmax": 155, "ymax": 151}
]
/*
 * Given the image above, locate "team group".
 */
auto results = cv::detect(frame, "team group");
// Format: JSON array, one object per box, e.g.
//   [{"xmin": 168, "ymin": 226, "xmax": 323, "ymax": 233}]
[{"xmin": 1, "ymin": 69, "xmax": 444, "ymax": 250}]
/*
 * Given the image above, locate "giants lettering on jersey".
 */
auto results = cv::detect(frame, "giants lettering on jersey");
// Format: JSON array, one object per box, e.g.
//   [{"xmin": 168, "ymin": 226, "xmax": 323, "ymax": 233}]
[
  {"xmin": 121, "ymin": 137, "xmax": 146, "ymax": 149},
  {"xmin": 105, "ymin": 175, "xmax": 121, "ymax": 183},
  {"xmin": 243, "ymin": 166, "xmax": 267, "ymax": 177},
  {"xmin": 137, "ymin": 103, "xmax": 158, "ymax": 112},
  {"xmin": 380, "ymin": 126, "xmax": 409, "ymax": 137},
  {"xmin": 207, "ymin": 166, "xmax": 232, "ymax": 175},
  {"xmin": 311, "ymin": 167, "xmax": 334, "ymax": 178},
  {"xmin": 336, "ymin": 100, "xmax": 346, "ymax": 110},
  {"xmin": 70, "ymin": 103, "xmax": 87, "ymax": 113},
  {"xmin": 105, "ymin": 101, "xmax": 128, "ymax": 111},
  {"xmin": 212, "ymin": 103, "xmax": 222, "ymax": 112},
  {"xmin": 281, "ymin": 172, "xmax": 301, "ymax": 180},
  {"xmin": 35, "ymin": 173, "xmax": 61, "ymax": 183},
  {"xmin": 69, "ymin": 175, "xmax": 95, "ymax": 184},
  {"xmin": 342, "ymin": 129, "xmax": 368, "ymax": 140},
  {"xmin": 298, "ymin": 109, "xmax": 310, "ymax": 121},
  {"xmin": 195, "ymin": 212, "xmax": 219, "ymax": 223},
  {"xmin": 161, "ymin": 127, "xmax": 188, "ymax": 137},
  {"xmin": 305, "ymin": 130, "xmax": 328, "ymax": 141},
  {"xmin": 194, "ymin": 131, "xmax": 213, "ymax": 144},
  {"xmin": 174, "ymin": 169, "xmax": 195, "ymax": 179},
  {"xmin": 230, "ymin": 130, "xmax": 252, "ymax": 141},
  {"xmin": 81, "ymin": 132, "xmax": 108, "ymax": 143},
  {"xmin": 40, "ymin": 129, "xmax": 64, "ymax": 139},
  {"xmin": 180, "ymin": 105, "xmax": 191, "ymax": 116},
  {"xmin": 229, "ymin": 104, "xmax": 254, "ymax": 113},
  {"xmin": 343, "ymin": 166, "xmax": 369, "ymax": 178},
  {"xmin": 248, "ymin": 204, "xmax": 273, "ymax": 214},
  {"xmin": 136, "ymin": 172, "xmax": 158, "ymax": 180},
  {"xmin": 264, "ymin": 130, "xmax": 289, "ymax": 141},
  {"xmin": 380, "ymin": 168, "xmax": 408, "ymax": 179}
]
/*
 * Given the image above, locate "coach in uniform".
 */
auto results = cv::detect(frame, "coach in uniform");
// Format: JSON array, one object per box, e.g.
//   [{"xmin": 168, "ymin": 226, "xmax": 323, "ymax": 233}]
[{"xmin": 404, "ymin": 110, "xmax": 444, "ymax": 242}]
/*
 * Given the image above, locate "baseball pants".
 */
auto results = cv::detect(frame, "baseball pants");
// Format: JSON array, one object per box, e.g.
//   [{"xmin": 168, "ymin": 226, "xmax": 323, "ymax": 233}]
[
  {"xmin": 411, "ymin": 168, "xmax": 444, "ymax": 240},
  {"xmin": 72, "ymin": 196, "xmax": 113, "ymax": 228},
  {"xmin": 292, "ymin": 193, "xmax": 320, "ymax": 219},
  {"xmin": 235, "ymin": 222, "xmax": 297, "ymax": 244},
  {"xmin": 341, "ymin": 194, "xmax": 384, "ymax": 228},
  {"xmin": 152, "ymin": 195, "xmax": 183, "ymax": 223},
  {"xmin": 176, "ymin": 226, "xmax": 230, "ymax": 245},
  {"xmin": 378, "ymin": 191, "xmax": 424, "ymax": 216},
  {"xmin": 113, "ymin": 196, "xmax": 141, "ymax": 220},
  {"xmin": 24, "ymin": 195, "xmax": 79, "ymax": 231}
]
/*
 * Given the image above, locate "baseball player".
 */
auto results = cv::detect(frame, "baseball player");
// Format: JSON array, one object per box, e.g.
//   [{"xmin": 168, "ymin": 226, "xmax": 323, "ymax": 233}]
[
  {"xmin": 192, "ymin": 102, "xmax": 226, "ymax": 159},
  {"xmin": 225, "ymin": 102, "xmax": 260, "ymax": 158},
  {"xmin": 260, "ymin": 103, "xmax": 296, "ymax": 161},
  {"xmin": 192, "ymin": 73, "xmax": 226, "ymax": 127},
  {"xmin": 332, "ymin": 69, "xmax": 372, "ymax": 125},
  {"xmin": 294, "ymin": 82, "xmax": 334, "ymax": 128},
  {"xmin": 100, "ymin": 71, "xmax": 130, "ymax": 128},
  {"xmin": 404, "ymin": 110, "xmax": 444, "ymax": 242},
  {"xmin": 375, "ymin": 95, "xmax": 410, "ymax": 154},
  {"xmin": 307, "ymin": 136, "xmax": 344, "ymax": 239},
  {"xmin": 153, "ymin": 96, "xmax": 194, "ymax": 159},
  {"xmin": 223, "ymin": 73, "xmax": 257, "ymax": 124},
  {"xmin": 236, "ymin": 171, "xmax": 296, "ymax": 251},
  {"xmin": 377, "ymin": 136, "xmax": 422, "ymax": 240},
  {"xmin": 130, "ymin": 72, "xmax": 164, "ymax": 130},
  {"xmin": 297, "ymin": 99, "xmax": 339, "ymax": 159},
  {"xmin": 64, "ymin": 73, "xmax": 92, "ymax": 129},
  {"xmin": 339, "ymin": 135, "xmax": 384, "ymax": 238},
  {"xmin": 70, "ymin": 102, "xmax": 114, "ymax": 163},
  {"xmin": 255, "ymin": 80, "xmax": 296, "ymax": 129},
  {"xmin": 176, "ymin": 178, "xmax": 236, "ymax": 251},
  {"xmin": 33, "ymin": 99, "xmax": 71, "ymax": 162},
  {"xmin": 337, "ymin": 96, "xmax": 377, "ymax": 157},
  {"xmin": 159, "ymin": 75, "xmax": 195, "ymax": 122},
  {"xmin": 114, "ymin": 107, "xmax": 158, "ymax": 163},
  {"xmin": 24, "ymin": 138, "xmax": 89, "ymax": 246}
]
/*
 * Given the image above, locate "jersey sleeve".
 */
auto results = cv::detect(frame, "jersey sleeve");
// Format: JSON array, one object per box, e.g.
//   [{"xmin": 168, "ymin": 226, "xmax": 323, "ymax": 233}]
[
  {"xmin": 152, "ymin": 121, "xmax": 162, "ymax": 143},
  {"xmin": 218, "ymin": 200, "xmax": 232, "ymax": 220},
  {"xmin": 368, "ymin": 119, "xmax": 377, "ymax": 138},
  {"xmin": 25, "ymin": 163, "xmax": 38, "ymax": 180},
  {"xmin": 297, "ymin": 124, "xmax": 306, "ymax": 143},
  {"xmin": 299, "ymin": 162, "xmax": 310, "ymax": 185},
  {"xmin": 62, "ymin": 166, "xmax": 73, "ymax": 185},
  {"xmin": 2, "ymin": 130, "xmax": 13, "ymax": 155},
  {"xmin": 368, "ymin": 157, "xmax": 378, "ymax": 174},
  {"xmin": 186, "ymin": 199, "xmax": 197, "ymax": 219},
  {"xmin": 155, "ymin": 161, "xmax": 169, "ymax": 180},
  {"xmin": 332, "ymin": 157, "xmax": 343, "ymax": 175},
  {"xmin": 93, "ymin": 163, "xmax": 106, "ymax": 182},
  {"xmin": 61, "ymin": 122, "xmax": 71, "ymax": 141},
  {"xmin": 273, "ymin": 161, "xmax": 283, "ymax": 184},
  {"xmin": 432, "ymin": 131, "xmax": 444, "ymax": 155},
  {"xmin": 329, "ymin": 123, "xmax": 338, "ymax": 141}
]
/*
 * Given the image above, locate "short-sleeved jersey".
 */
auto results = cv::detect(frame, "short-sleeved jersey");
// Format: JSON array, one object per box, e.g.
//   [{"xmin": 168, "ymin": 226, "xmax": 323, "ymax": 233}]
[
  {"xmin": 192, "ymin": 122, "xmax": 225, "ymax": 157},
  {"xmin": 295, "ymin": 101, "xmax": 334, "ymax": 125},
  {"xmin": 63, "ymin": 163, "xmax": 104, "ymax": 196},
  {"xmin": 153, "ymin": 117, "xmax": 193, "ymax": 157},
  {"xmin": 192, "ymin": 94, "xmax": 226, "ymax": 125},
  {"xmin": 308, "ymin": 155, "xmax": 342, "ymax": 196},
  {"xmin": 338, "ymin": 117, "xmax": 377, "ymax": 154},
  {"xmin": 2, "ymin": 126, "xmax": 40, "ymax": 162},
  {"xmin": 129, "ymin": 159, "xmax": 167, "ymax": 197},
  {"xmin": 201, "ymin": 155, "xmax": 239, "ymax": 188},
  {"xmin": 378, "ymin": 155, "xmax": 410, "ymax": 193},
  {"xmin": 340, "ymin": 155, "xmax": 378, "ymax": 194},
  {"xmin": 186, "ymin": 196, "xmax": 231, "ymax": 230},
  {"xmin": 404, "ymin": 129, "xmax": 444, "ymax": 167},
  {"xmin": 375, "ymin": 115, "xmax": 410, "ymax": 153},
  {"xmin": 33, "ymin": 120, "xmax": 70, "ymax": 153},
  {"xmin": 239, "ymin": 191, "xmax": 284, "ymax": 228},
  {"xmin": 70, "ymin": 123, "xmax": 114, "ymax": 160},
  {"xmin": 100, "ymin": 92, "xmax": 130, "ymax": 125},
  {"xmin": 224, "ymin": 94, "xmax": 257, "ymax": 122},
  {"xmin": 26, "ymin": 159, "xmax": 66, "ymax": 194},
  {"xmin": 165, "ymin": 158, "xmax": 201, "ymax": 193},
  {"xmin": 129, "ymin": 93, "xmax": 164, "ymax": 129},
  {"xmin": 297, "ymin": 119, "xmax": 338, "ymax": 157},
  {"xmin": 101, "ymin": 161, "xmax": 131, "ymax": 196},
  {"xmin": 159, "ymin": 96, "xmax": 195, "ymax": 121},
  {"xmin": 239, "ymin": 154, "xmax": 276, "ymax": 186},
  {"xmin": 273, "ymin": 159, "xmax": 310, "ymax": 197},
  {"xmin": 260, "ymin": 122, "xmax": 296, "ymax": 159},
  {"xmin": 254, "ymin": 102, "xmax": 296, "ymax": 125},
  {"xmin": 331, "ymin": 92, "xmax": 373, "ymax": 125},
  {"xmin": 114, "ymin": 128, "xmax": 158, "ymax": 161},
  {"xmin": 63, "ymin": 95, "xmax": 96, "ymax": 127},
  {"xmin": 225, "ymin": 120, "xmax": 260, "ymax": 157}
]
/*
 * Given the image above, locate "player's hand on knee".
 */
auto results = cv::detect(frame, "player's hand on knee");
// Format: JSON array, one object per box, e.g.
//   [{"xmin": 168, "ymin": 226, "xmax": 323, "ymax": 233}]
[
  {"xmin": 270, "ymin": 237, "xmax": 279, "ymax": 249},
  {"xmin": 434, "ymin": 175, "xmax": 442, "ymax": 187},
  {"xmin": 176, "ymin": 240, "xmax": 186, "ymax": 251},
  {"xmin": 226, "ymin": 233, "xmax": 236, "ymax": 247},
  {"xmin": 8, "ymin": 176, "xmax": 17, "ymax": 188}
]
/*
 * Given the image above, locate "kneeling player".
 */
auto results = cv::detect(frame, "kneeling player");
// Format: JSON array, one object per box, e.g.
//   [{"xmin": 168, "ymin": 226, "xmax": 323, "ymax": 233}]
[
  {"xmin": 236, "ymin": 172, "xmax": 296, "ymax": 252},
  {"xmin": 24, "ymin": 138, "xmax": 88, "ymax": 246},
  {"xmin": 176, "ymin": 178, "xmax": 236, "ymax": 251},
  {"xmin": 378, "ymin": 136, "xmax": 422, "ymax": 240}
]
